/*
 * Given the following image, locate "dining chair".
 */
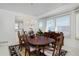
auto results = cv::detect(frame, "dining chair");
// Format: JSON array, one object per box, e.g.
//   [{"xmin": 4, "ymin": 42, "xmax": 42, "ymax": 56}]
[
  {"xmin": 23, "ymin": 31, "xmax": 37, "ymax": 56},
  {"xmin": 43, "ymin": 32, "xmax": 57, "ymax": 50},
  {"xmin": 18, "ymin": 31, "xmax": 24, "ymax": 51},
  {"xmin": 53, "ymin": 33, "xmax": 64, "ymax": 56},
  {"xmin": 18, "ymin": 31, "xmax": 36, "ymax": 56},
  {"xmin": 43, "ymin": 32, "xmax": 64, "ymax": 56}
]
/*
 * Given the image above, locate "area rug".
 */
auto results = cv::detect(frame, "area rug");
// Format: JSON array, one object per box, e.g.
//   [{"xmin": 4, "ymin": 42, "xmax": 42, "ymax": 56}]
[{"xmin": 9, "ymin": 45, "xmax": 67, "ymax": 56}]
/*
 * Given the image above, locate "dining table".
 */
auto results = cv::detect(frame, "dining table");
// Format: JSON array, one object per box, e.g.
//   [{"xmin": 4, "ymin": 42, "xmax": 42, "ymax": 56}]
[{"xmin": 27, "ymin": 36, "xmax": 55, "ymax": 56}]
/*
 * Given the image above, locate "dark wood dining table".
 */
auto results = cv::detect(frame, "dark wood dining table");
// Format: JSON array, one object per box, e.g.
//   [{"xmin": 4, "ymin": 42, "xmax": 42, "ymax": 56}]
[{"xmin": 27, "ymin": 36, "xmax": 55, "ymax": 55}]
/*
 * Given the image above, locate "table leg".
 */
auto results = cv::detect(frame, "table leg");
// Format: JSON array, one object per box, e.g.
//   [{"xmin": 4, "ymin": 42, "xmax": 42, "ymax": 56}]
[
  {"xmin": 43, "ymin": 47, "xmax": 44, "ymax": 54},
  {"xmin": 36, "ymin": 45, "xmax": 40, "ymax": 56}
]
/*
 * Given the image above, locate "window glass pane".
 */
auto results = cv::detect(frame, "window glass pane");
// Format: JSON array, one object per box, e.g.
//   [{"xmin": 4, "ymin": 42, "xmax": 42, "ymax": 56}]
[
  {"xmin": 38, "ymin": 20, "xmax": 46, "ymax": 32},
  {"xmin": 46, "ymin": 19, "xmax": 55, "ymax": 32},
  {"xmin": 56, "ymin": 16, "xmax": 70, "ymax": 26},
  {"xmin": 56, "ymin": 15, "xmax": 70, "ymax": 38},
  {"xmin": 39, "ymin": 22, "xmax": 43, "ymax": 28}
]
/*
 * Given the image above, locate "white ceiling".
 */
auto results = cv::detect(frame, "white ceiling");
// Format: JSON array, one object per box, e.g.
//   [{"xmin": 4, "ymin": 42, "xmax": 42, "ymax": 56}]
[
  {"xmin": 0, "ymin": 3, "xmax": 68, "ymax": 17},
  {"xmin": 0, "ymin": 3, "xmax": 79, "ymax": 17}
]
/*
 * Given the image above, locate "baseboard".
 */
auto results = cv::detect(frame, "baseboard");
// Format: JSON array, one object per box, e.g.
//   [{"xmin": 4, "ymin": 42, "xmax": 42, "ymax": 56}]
[
  {"xmin": 0, "ymin": 41, "xmax": 8, "ymax": 46},
  {"xmin": 0, "ymin": 41, "xmax": 8, "ymax": 44}
]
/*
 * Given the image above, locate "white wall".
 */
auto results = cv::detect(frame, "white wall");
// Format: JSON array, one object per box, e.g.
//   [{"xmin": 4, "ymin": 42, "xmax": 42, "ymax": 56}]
[
  {"xmin": 0, "ymin": 10, "xmax": 16, "ymax": 46},
  {"xmin": 70, "ymin": 11, "xmax": 76, "ymax": 39},
  {"xmin": 0, "ymin": 9, "xmax": 37, "ymax": 46},
  {"xmin": 76, "ymin": 12, "xmax": 79, "ymax": 39}
]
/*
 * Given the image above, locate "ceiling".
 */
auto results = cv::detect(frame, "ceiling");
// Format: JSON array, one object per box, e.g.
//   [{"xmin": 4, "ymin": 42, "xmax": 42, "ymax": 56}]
[
  {"xmin": 0, "ymin": 3, "xmax": 79, "ymax": 17},
  {"xmin": 0, "ymin": 3, "xmax": 68, "ymax": 17}
]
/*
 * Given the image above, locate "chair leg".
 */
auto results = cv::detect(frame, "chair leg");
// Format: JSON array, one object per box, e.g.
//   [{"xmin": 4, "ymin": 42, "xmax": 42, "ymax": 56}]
[
  {"xmin": 25, "ymin": 48, "xmax": 30, "ymax": 56},
  {"xmin": 20, "ymin": 45, "xmax": 22, "ymax": 51},
  {"xmin": 29, "ymin": 50, "xmax": 30, "ymax": 56},
  {"xmin": 24, "ymin": 45, "xmax": 26, "ymax": 56},
  {"xmin": 43, "ymin": 47, "xmax": 44, "ymax": 54},
  {"xmin": 52, "ymin": 47, "xmax": 55, "ymax": 56},
  {"xmin": 59, "ymin": 46, "xmax": 62, "ymax": 56},
  {"xmin": 19, "ymin": 45, "xmax": 22, "ymax": 51},
  {"xmin": 52, "ymin": 44, "xmax": 56, "ymax": 56}
]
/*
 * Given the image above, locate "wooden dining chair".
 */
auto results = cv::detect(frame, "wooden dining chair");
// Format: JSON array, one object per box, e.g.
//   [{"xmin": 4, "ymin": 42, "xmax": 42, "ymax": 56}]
[
  {"xmin": 18, "ymin": 30, "xmax": 29, "ymax": 51},
  {"xmin": 23, "ymin": 31, "xmax": 37, "ymax": 56},
  {"xmin": 43, "ymin": 32, "xmax": 64, "ymax": 56},
  {"xmin": 53, "ymin": 33, "xmax": 64, "ymax": 56},
  {"xmin": 18, "ymin": 31, "xmax": 36, "ymax": 56}
]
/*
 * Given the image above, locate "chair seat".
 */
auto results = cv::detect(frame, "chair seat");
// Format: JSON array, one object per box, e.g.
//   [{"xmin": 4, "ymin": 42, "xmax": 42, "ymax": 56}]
[
  {"xmin": 40, "ymin": 49, "xmax": 53, "ymax": 56},
  {"xmin": 49, "ymin": 43, "xmax": 52, "ymax": 47},
  {"xmin": 45, "ymin": 46, "xmax": 54, "ymax": 51},
  {"xmin": 25, "ymin": 46, "xmax": 36, "ymax": 56},
  {"xmin": 25, "ymin": 45, "xmax": 36, "ymax": 51},
  {"xmin": 29, "ymin": 46, "xmax": 36, "ymax": 51}
]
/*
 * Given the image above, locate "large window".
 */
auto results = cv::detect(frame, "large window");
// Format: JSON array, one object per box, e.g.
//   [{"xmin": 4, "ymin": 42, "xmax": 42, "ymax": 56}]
[
  {"xmin": 38, "ymin": 15, "xmax": 70, "ymax": 38},
  {"xmin": 56, "ymin": 15, "xmax": 70, "ymax": 38}
]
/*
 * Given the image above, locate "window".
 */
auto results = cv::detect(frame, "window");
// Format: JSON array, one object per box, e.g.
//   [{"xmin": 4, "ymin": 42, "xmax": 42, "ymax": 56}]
[
  {"xmin": 56, "ymin": 15, "xmax": 70, "ymax": 38},
  {"xmin": 38, "ymin": 15, "xmax": 71, "ymax": 38},
  {"xmin": 46, "ymin": 19, "xmax": 55, "ymax": 32}
]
